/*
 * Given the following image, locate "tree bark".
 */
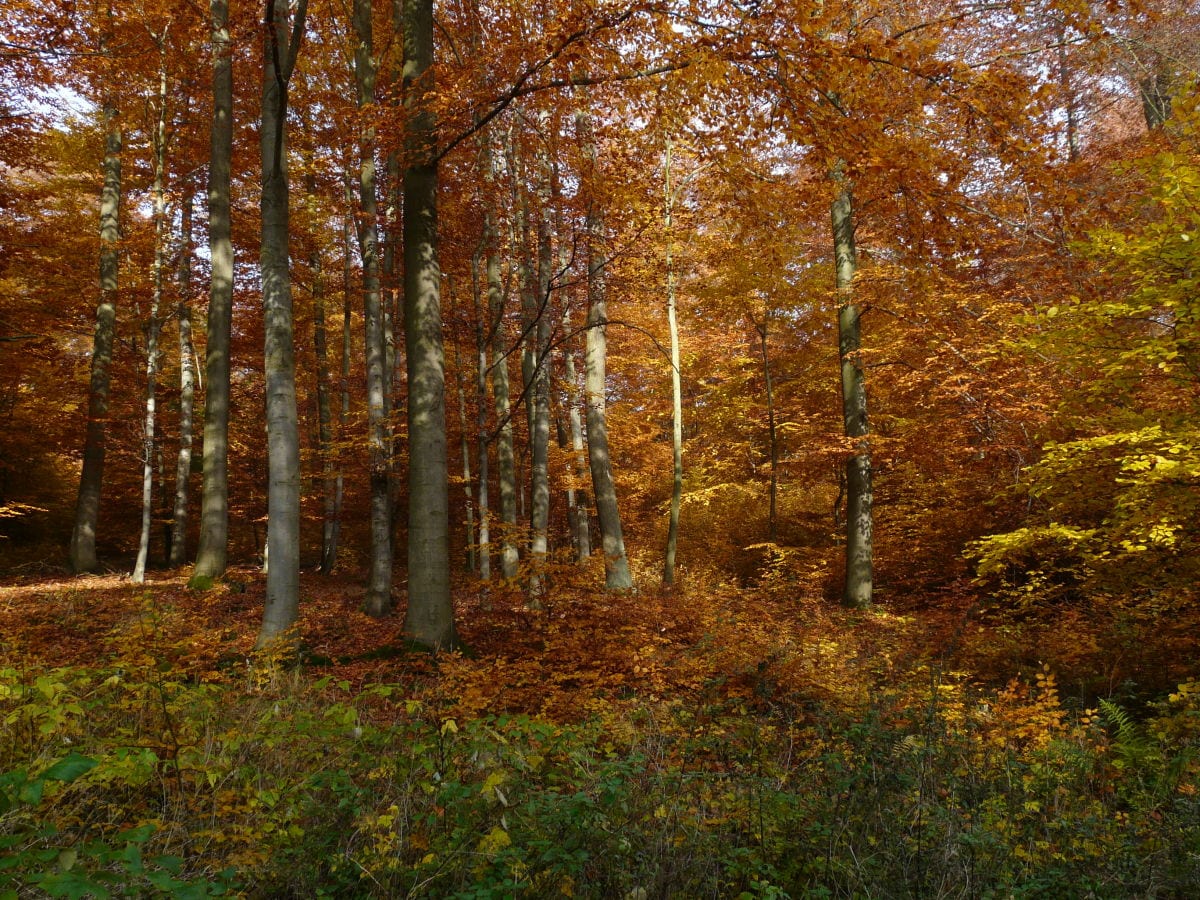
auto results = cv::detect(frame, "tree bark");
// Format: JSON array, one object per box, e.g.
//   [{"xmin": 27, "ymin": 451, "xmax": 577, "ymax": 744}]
[
  {"xmin": 134, "ymin": 54, "xmax": 170, "ymax": 583},
  {"xmin": 470, "ymin": 244, "xmax": 492, "ymax": 581},
  {"xmin": 527, "ymin": 161, "xmax": 554, "ymax": 603},
  {"xmin": 402, "ymin": 0, "xmax": 457, "ymax": 649},
  {"xmin": 833, "ymin": 175, "xmax": 873, "ymax": 609},
  {"xmin": 663, "ymin": 137, "xmax": 683, "ymax": 585},
  {"xmin": 170, "ymin": 185, "xmax": 196, "ymax": 567},
  {"xmin": 484, "ymin": 149, "xmax": 519, "ymax": 580},
  {"xmin": 257, "ymin": 0, "xmax": 308, "ymax": 646},
  {"xmin": 550, "ymin": 156, "xmax": 590, "ymax": 564},
  {"xmin": 192, "ymin": 0, "xmax": 234, "ymax": 583},
  {"xmin": 354, "ymin": 0, "xmax": 394, "ymax": 615},
  {"xmin": 451, "ymin": 336, "xmax": 477, "ymax": 573},
  {"xmin": 577, "ymin": 110, "xmax": 632, "ymax": 591},
  {"xmin": 756, "ymin": 314, "xmax": 778, "ymax": 544},
  {"xmin": 69, "ymin": 87, "xmax": 120, "ymax": 575},
  {"xmin": 305, "ymin": 172, "xmax": 336, "ymax": 576},
  {"xmin": 562, "ymin": 343, "xmax": 591, "ymax": 562}
]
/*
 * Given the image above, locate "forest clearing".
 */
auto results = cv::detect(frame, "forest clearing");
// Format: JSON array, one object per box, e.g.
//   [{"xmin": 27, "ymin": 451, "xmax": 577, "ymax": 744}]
[{"xmin": 3, "ymin": 0, "xmax": 1200, "ymax": 895}]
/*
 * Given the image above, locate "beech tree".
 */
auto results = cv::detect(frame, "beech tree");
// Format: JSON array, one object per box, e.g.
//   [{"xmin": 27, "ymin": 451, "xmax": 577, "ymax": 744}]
[
  {"xmin": 402, "ymin": 0, "xmax": 457, "ymax": 649},
  {"xmin": 352, "ymin": 0, "xmax": 394, "ymax": 616},
  {"xmin": 69, "ymin": 42, "xmax": 121, "ymax": 575},
  {"xmin": 257, "ymin": 0, "xmax": 308, "ymax": 645},
  {"xmin": 191, "ymin": 0, "xmax": 234, "ymax": 583}
]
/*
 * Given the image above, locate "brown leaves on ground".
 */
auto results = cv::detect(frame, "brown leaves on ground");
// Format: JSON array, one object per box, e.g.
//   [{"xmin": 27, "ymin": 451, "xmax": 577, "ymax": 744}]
[{"xmin": 2, "ymin": 561, "xmax": 1193, "ymax": 727}]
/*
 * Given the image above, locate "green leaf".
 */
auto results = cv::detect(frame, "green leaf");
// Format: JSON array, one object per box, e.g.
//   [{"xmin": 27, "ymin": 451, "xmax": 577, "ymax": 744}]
[{"xmin": 41, "ymin": 754, "xmax": 97, "ymax": 784}]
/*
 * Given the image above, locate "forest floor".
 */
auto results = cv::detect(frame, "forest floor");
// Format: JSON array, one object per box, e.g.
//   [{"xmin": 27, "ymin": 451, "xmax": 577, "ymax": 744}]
[{"xmin": 2, "ymin": 564, "xmax": 1199, "ymax": 897}]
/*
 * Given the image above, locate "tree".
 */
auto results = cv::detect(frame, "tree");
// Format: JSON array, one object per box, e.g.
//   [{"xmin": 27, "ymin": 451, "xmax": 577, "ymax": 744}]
[
  {"xmin": 191, "ymin": 0, "xmax": 234, "ymax": 583},
  {"xmin": 832, "ymin": 175, "xmax": 872, "ymax": 609},
  {"xmin": 577, "ymin": 107, "xmax": 633, "ymax": 592},
  {"xmin": 353, "ymin": 0, "xmax": 394, "ymax": 617},
  {"xmin": 170, "ymin": 180, "xmax": 197, "ymax": 568},
  {"xmin": 133, "ymin": 42, "xmax": 171, "ymax": 584},
  {"xmin": 256, "ymin": 0, "xmax": 308, "ymax": 646},
  {"xmin": 662, "ymin": 134, "xmax": 683, "ymax": 586},
  {"xmin": 402, "ymin": 0, "xmax": 457, "ymax": 650},
  {"xmin": 69, "ymin": 49, "xmax": 121, "ymax": 575}
]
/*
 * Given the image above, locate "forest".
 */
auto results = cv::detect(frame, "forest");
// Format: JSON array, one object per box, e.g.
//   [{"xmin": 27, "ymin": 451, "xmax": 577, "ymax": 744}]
[{"xmin": 2, "ymin": 0, "xmax": 1200, "ymax": 895}]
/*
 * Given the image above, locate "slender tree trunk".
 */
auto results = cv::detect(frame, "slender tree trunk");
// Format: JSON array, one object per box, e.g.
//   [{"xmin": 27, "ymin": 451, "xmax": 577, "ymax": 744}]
[
  {"xmin": 170, "ymin": 186, "xmax": 196, "ymax": 567},
  {"xmin": 325, "ymin": 207, "xmax": 356, "ymax": 573},
  {"xmin": 833, "ymin": 175, "xmax": 873, "ymax": 609},
  {"xmin": 257, "ymin": 0, "xmax": 308, "ymax": 646},
  {"xmin": 134, "ymin": 56, "xmax": 170, "ymax": 584},
  {"xmin": 577, "ymin": 110, "xmax": 633, "ymax": 591},
  {"xmin": 192, "ymin": 0, "xmax": 234, "ymax": 583},
  {"xmin": 550, "ymin": 156, "xmax": 590, "ymax": 564},
  {"xmin": 756, "ymin": 315, "xmax": 778, "ymax": 543},
  {"xmin": 69, "ymin": 97, "xmax": 121, "ymax": 574},
  {"xmin": 1056, "ymin": 24, "xmax": 1080, "ymax": 162},
  {"xmin": 527, "ymin": 164, "xmax": 553, "ymax": 603},
  {"xmin": 402, "ymin": 0, "xmax": 457, "ymax": 650},
  {"xmin": 1140, "ymin": 67, "xmax": 1172, "ymax": 131},
  {"xmin": 451, "ymin": 338, "xmax": 477, "ymax": 572},
  {"xmin": 354, "ymin": 0, "xmax": 394, "ymax": 615},
  {"xmin": 562, "ymin": 344, "xmax": 591, "ymax": 562},
  {"xmin": 663, "ymin": 137, "xmax": 683, "ymax": 585},
  {"xmin": 484, "ymin": 155, "xmax": 519, "ymax": 579},
  {"xmin": 305, "ymin": 173, "xmax": 337, "ymax": 576},
  {"xmin": 470, "ymin": 246, "xmax": 492, "ymax": 581}
]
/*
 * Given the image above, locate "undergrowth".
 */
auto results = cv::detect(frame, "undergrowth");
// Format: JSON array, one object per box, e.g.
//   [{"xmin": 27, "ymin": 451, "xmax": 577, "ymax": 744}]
[{"xmin": 2, "ymin": 653, "xmax": 1199, "ymax": 898}]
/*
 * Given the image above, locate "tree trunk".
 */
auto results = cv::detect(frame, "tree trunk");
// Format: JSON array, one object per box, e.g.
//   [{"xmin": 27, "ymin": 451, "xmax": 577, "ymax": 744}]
[
  {"xmin": 527, "ymin": 163, "xmax": 554, "ymax": 603},
  {"xmin": 191, "ymin": 0, "xmax": 234, "ymax": 583},
  {"xmin": 483, "ymin": 148, "xmax": 519, "ymax": 580},
  {"xmin": 663, "ymin": 137, "xmax": 683, "ymax": 585},
  {"xmin": 833, "ymin": 175, "xmax": 873, "ymax": 610},
  {"xmin": 134, "ymin": 55, "xmax": 170, "ymax": 584},
  {"xmin": 306, "ymin": 172, "xmax": 336, "ymax": 576},
  {"xmin": 354, "ymin": 0, "xmax": 394, "ymax": 616},
  {"xmin": 452, "ymin": 337, "xmax": 477, "ymax": 573},
  {"xmin": 402, "ymin": 0, "xmax": 457, "ymax": 650},
  {"xmin": 551, "ymin": 156, "xmax": 590, "ymax": 564},
  {"xmin": 1140, "ymin": 67, "xmax": 1173, "ymax": 131},
  {"xmin": 69, "ymin": 98, "xmax": 121, "ymax": 575},
  {"xmin": 562, "ymin": 344, "xmax": 591, "ymax": 562},
  {"xmin": 577, "ymin": 110, "xmax": 633, "ymax": 591},
  {"xmin": 324, "ymin": 206, "xmax": 356, "ymax": 573},
  {"xmin": 757, "ymin": 315, "xmax": 778, "ymax": 544},
  {"xmin": 170, "ymin": 186, "xmax": 196, "ymax": 567},
  {"xmin": 257, "ymin": 0, "xmax": 308, "ymax": 646},
  {"xmin": 470, "ymin": 245, "xmax": 491, "ymax": 581}
]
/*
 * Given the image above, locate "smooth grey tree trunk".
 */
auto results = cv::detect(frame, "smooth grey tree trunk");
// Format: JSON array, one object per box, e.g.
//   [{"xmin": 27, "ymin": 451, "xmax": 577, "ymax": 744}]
[
  {"xmin": 470, "ymin": 247, "xmax": 492, "ymax": 581},
  {"xmin": 562, "ymin": 344, "xmax": 591, "ymax": 562},
  {"xmin": 69, "ymin": 98, "xmax": 121, "ymax": 575},
  {"xmin": 527, "ymin": 165, "xmax": 553, "ymax": 603},
  {"xmin": 577, "ymin": 111, "xmax": 633, "ymax": 591},
  {"xmin": 170, "ymin": 186, "xmax": 196, "ymax": 567},
  {"xmin": 550, "ymin": 159, "xmax": 591, "ymax": 564},
  {"xmin": 663, "ymin": 137, "xmax": 683, "ymax": 585},
  {"xmin": 304, "ymin": 172, "xmax": 337, "ymax": 576},
  {"xmin": 833, "ymin": 176, "xmax": 873, "ymax": 609},
  {"xmin": 484, "ymin": 157, "xmax": 519, "ymax": 579},
  {"xmin": 191, "ymin": 0, "xmax": 234, "ymax": 583},
  {"xmin": 402, "ymin": 0, "xmax": 457, "ymax": 650},
  {"xmin": 354, "ymin": 0, "xmax": 394, "ymax": 616},
  {"xmin": 452, "ymin": 338, "xmax": 477, "ymax": 573},
  {"xmin": 256, "ymin": 0, "xmax": 307, "ymax": 646},
  {"xmin": 134, "ymin": 56, "xmax": 170, "ymax": 584}
]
